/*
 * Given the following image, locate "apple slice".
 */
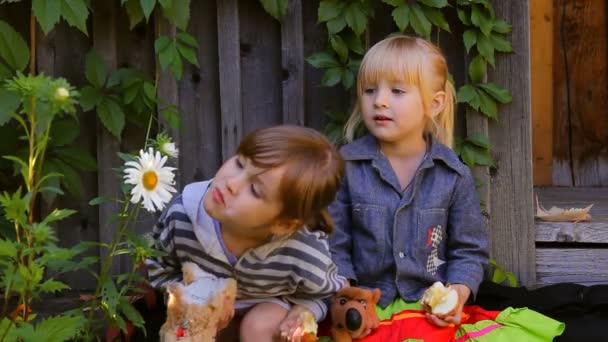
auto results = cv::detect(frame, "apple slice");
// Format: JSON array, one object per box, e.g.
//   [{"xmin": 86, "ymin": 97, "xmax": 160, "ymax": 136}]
[
  {"xmin": 421, "ymin": 282, "xmax": 459, "ymax": 317},
  {"xmin": 300, "ymin": 310, "xmax": 318, "ymax": 342}
]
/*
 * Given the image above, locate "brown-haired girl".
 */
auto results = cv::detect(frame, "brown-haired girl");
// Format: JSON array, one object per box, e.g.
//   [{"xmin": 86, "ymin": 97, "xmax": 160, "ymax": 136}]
[{"xmin": 147, "ymin": 125, "xmax": 346, "ymax": 341}]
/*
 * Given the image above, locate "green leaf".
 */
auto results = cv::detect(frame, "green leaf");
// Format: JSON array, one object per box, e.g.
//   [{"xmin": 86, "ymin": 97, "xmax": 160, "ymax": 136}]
[
  {"xmin": 330, "ymin": 35, "xmax": 348, "ymax": 61},
  {"xmin": 177, "ymin": 32, "xmax": 198, "ymax": 47},
  {"xmin": 343, "ymin": 33, "xmax": 364, "ymax": 55},
  {"xmin": 0, "ymin": 63, "xmax": 12, "ymax": 80},
  {"xmin": 177, "ymin": 42, "xmax": 198, "ymax": 66},
  {"xmin": 466, "ymin": 132, "xmax": 491, "ymax": 149},
  {"xmin": 102, "ymin": 278, "xmax": 120, "ymax": 317},
  {"xmin": 322, "ymin": 67, "xmax": 342, "ymax": 87},
  {"xmin": 478, "ymin": 83, "xmax": 512, "ymax": 103},
  {"xmin": 140, "ymin": 0, "xmax": 156, "ymax": 21},
  {"xmin": 457, "ymin": 7, "xmax": 471, "ymax": 26},
  {"xmin": 53, "ymin": 146, "xmax": 98, "ymax": 171},
  {"xmin": 85, "ymin": 50, "xmax": 108, "ymax": 88},
  {"xmin": 34, "ymin": 315, "xmax": 86, "ymax": 342},
  {"xmin": 159, "ymin": 0, "xmax": 172, "ymax": 8},
  {"xmin": 155, "ymin": 36, "xmax": 176, "ymax": 70},
  {"xmin": 306, "ymin": 51, "xmax": 340, "ymax": 68},
  {"xmin": 344, "ymin": 2, "xmax": 367, "ymax": 36},
  {"xmin": 341, "ymin": 68, "xmax": 354, "ymax": 89},
  {"xmin": 97, "ymin": 98, "xmax": 125, "ymax": 139},
  {"xmin": 490, "ymin": 32, "xmax": 513, "ymax": 52},
  {"xmin": 463, "ymin": 29, "xmax": 477, "ymax": 53},
  {"xmin": 259, "ymin": 0, "xmax": 288, "ymax": 20},
  {"xmin": 161, "ymin": 0, "xmax": 190, "ymax": 30},
  {"xmin": 470, "ymin": 4, "xmax": 493, "ymax": 37},
  {"xmin": 119, "ymin": 298, "xmax": 145, "ymax": 329},
  {"xmin": 392, "ymin": 5, "xmax": 410, "ymax": 32},
  {"xmin": 42, "ymin": 208, "xmax": 77, "ymax": 225},
  {"xmin": 468, "ymin": 54, "xmax": 486, "ymax": 84},
  {"xmin": 38, "ymin": 279, "xmax": 70, "ymax": 293},
  {"xmin": 0, "ymin": 20, "xmax": 30, "ymax": 72},
  {"xmin": 60, "ymin": 0, "xmax": 90, "ymax": 35},
  {"xmin": 326, "ymin": 15, "xmax": 346, "ymax": 34},
  {"xmin": 456, "ymin": 84, "xmax": 480, "ymax": 111},
  {"xmin": 417, "ymin": 0, "xmax": 448, "ymax": 8},
  {"xmin": 169, "ymin": 51, "xmax": 183, "ymax": 79},
  {"xmin": 33, "ymin": 0, "xmax": 61, "ymax": 34},
  {"xmin": 318, "ymin": 0, "xmax": 345, "ymax": 22},
  {"xmin": 477, "ymin": 88, "xmax": 498, "ymax": 119},
  {"xmin": 409, "ymin": 4, "xmax": 431, "ymax": 39},
  {"xmin": 160, "ymin": 107, "xmax": 181, "ymax": 130},
  {"xmin": 382, "ymin": 0, "xmax": 404, "ymax": 6},
  {"xmin": 124, "ymin": 0, "xmax": 145, "ymax": 29},
  {"xmin": 89, "ymin": 195, "xmax": 112, "ymax": 206},
  {"xmin": 0, "ymin": 88, "xmax": 20, "ymax": 126},
  {"xmin": 423, "ymin": 7, "xmax": 450, "ymax": 32},
  {"xmin": 492, "ymin": 19, "xmax": 512, "ymax": 34},
  {"xmin": 476, "ymin": 34, "xmax": 495, "ymax": 67},
  {"xmin": 78, "ymin": 85, "xmax": 102, "ymax": 111},
  {"xmin": 49, "ymin": 118, "xmax": 79, "ymax": 146},
  {"xmin": 0, "ymin": 239, "xmax": 18, "ymax": 258}
]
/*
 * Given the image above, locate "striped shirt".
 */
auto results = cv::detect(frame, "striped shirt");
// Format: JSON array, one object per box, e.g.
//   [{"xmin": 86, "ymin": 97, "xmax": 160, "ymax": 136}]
[{"xmin": 145, "ymin": 181, "xmax": 346, "ymax": 320}]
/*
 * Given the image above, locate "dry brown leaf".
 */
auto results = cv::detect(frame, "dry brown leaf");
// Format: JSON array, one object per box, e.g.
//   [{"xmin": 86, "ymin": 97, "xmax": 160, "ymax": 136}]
[{"xmin": 535, "ymin": 194, "xmax": 593, "ymax": 222}]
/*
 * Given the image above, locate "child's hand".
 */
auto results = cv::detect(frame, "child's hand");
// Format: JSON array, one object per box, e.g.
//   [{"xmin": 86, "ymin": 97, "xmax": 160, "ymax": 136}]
[
  {"xmin": 276, "ymin": 306, "xmax": 314, "ymax": 341},
  {"xmin": 425, "ymin": 284, "xmax": 470, "ymax": 327}
]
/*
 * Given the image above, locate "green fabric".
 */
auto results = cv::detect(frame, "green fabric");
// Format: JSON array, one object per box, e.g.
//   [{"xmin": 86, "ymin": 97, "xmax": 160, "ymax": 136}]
[
  {"xmin": 455, "ymin": 307, "xmax": 565, "ymax": 341},
  {"xmin": 376, "ymin": 298, "xmax": 422, "ymax": 321}
]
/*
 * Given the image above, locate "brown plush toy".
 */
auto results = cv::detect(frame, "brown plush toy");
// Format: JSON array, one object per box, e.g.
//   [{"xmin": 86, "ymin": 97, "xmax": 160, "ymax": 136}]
[
  {"xmin": 330, "ymin": 287, "xmax": 381, "ymax": 342},
  {"xmin": 159, "ymin": 262, "xmax": 237, "ymax": 342}
]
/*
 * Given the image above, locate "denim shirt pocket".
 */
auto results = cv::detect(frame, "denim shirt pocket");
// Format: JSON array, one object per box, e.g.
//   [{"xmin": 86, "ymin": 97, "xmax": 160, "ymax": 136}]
[
  {"xmin": 351, "ymin": 203, "xmax": 387, "ymax": 280},
  {"xmin": 416, "ymin": 209, "xmax": 448, "ymax": 274}
]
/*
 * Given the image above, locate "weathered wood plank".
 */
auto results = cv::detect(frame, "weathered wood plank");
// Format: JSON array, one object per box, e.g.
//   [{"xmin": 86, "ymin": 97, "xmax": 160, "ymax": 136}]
[
  {"xmin": 537, "ymin": 222, "xmax": 608, "ymax": 243},
  {"xmin": 93, "ymin": 0, "xmax": 123, "ymax": 275},
  {"xmin": 488, "ymin": 2, "xmax": 536, "ymax": 287},
  {"xmin": 530, "ymin": 0, "xmax": 553, "ymax": 186},
  {"xmin": 553, "ymin": 0, "xmax": 608, "ymax": 186},
  {"xmin": 178, "ymin": 0, "xmax": 222, "ymax": 183},
  {"xmin": 217, "ymin": 0, "xmax": 242, "ymax": 160},
  {"xmin": 240, "ymin": 0, "xmax": 282, "ymax": 133},
  {"xmin": 536, "ymin": 187, "xmax": 608, "ymax": 217},
  {"xmin": 537, "ymin": 248, "xmax": 608, "ymax": 286},
  {"xmin": 281, "ymin": 0, "xmax": 305, "ymax": 126}
]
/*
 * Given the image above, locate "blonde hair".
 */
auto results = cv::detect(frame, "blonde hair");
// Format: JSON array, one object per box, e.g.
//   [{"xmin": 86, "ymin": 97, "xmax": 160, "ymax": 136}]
[
  {"xmin": 344, "ymin": 35, "xmax": 455, "ymax": 147},
  {"xmin": 236, "ymin": 125, "xmax": 344, "ymax": 234}
]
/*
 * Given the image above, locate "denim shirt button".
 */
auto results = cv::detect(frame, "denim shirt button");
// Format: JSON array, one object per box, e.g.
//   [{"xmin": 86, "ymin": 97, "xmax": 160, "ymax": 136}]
[{"xmin": 398, "ymin": 252, "xmax": 405, "ymax": 258}]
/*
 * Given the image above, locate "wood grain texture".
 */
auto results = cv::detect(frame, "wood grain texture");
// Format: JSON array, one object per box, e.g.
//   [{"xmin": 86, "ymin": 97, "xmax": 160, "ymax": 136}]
[
  {"xmin": 487, "ymin": 2, "xmax": 536, "ymax": 287},
  {"xmin": 530, "ymin": 0, "xmax": 554, "ymax": 186},
  {"xmin": 281, "ymin": 0, "xmax": 305, "ymax": 126},
  {"xmin": 553, "ymin": 0, "xmax": 608, "ymax": 186},
  {"xmin": 537, "ymin": 248, "xmax": 608, "ymax": 286},
  {"xmin": 217, "ymin": 0, "xmax": 243, "ymax": 160},
  {"xmin": 536, "ymin": 222, "xmax": 608, "ymax": 243}
]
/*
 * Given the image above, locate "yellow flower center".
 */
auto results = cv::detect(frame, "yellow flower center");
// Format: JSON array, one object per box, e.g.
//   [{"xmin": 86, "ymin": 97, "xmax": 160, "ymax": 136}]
[{"xmin": 142, "ymin": 171, "xmax": 158, "ymax": 191}]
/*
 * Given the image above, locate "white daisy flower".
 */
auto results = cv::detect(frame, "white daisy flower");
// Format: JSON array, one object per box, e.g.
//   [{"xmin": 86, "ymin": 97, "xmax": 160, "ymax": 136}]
[
  {"xmin": 123, "ymin": 148, "xmax": 177, "ymax": 212},
  {"xmin": 155, "ymin": 133, "xmax": 179, "ymax": 158}
]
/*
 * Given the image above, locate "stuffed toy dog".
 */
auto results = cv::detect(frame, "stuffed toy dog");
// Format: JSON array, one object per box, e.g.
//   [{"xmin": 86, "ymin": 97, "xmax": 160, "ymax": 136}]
[
  {"xmin": 330, "ymin": 287, "xmax": 381, "ymax": 342},
  {"xmin": 159, "ymin": 262, "xmax": 237, "ymax": 342}
]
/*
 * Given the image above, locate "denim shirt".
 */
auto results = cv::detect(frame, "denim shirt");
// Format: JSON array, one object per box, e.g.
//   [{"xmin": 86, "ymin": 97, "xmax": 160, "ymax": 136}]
[{"xmin": 328, "ymin": 134, "xmax": 489, "ymax": 307}]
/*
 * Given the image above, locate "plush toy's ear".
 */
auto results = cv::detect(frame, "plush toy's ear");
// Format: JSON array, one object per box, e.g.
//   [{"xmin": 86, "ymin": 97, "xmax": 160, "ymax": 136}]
[{"xmin": 370, "ymin": 288, "xmax": 381, "ymax": 305}]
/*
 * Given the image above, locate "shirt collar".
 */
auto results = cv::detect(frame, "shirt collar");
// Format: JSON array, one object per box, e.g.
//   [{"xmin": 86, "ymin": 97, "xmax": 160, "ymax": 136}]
[{"xmin": 341, "ymin": 133, "xmax": 465, "ymax": 176}]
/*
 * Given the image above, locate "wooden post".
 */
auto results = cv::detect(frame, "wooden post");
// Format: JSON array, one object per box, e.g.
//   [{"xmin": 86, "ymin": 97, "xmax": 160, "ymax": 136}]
[
  {"xmin": 217, "ymin": 0, "xmax": 242, "ymax": 160},
  {"xmin": 488, "ymin": 1, "xmax": 536, "ymax": 287},
  {"xmin": 92, "ymin": 1, "xmax": 123, "ymax": 275},
  {"xmin": 281, "ymin": 0, "xmax": 305, "ymax": 126}
]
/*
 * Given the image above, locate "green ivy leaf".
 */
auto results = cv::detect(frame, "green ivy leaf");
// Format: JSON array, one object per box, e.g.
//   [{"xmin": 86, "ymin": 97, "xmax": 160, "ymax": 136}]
[
  {"xmin": 85, "ymin": 50, "xmax": 108, "ymax": 88},
  {"xmin": 33, "ymin": 0, "xmax": 61, "ymax": 34},
  {"xmin": 470, "ymin": 4, "xmax": 493, "ymax": 37},
  {"xmin": 457, "ymin": 7, "xmax": 471, "ymax": 26},
  {"xmin": 318, "ymin": 0, "xmax": 345, "ymax": 22},
  {"xmin": 306, "ymin": 51, "xmax": 340, "ymax": 68},
  {"xmin": 53, "ymin": 146, "xmax": 98, "ymax": 171},
  {"xmin": 477, "ymin": 88, "xmax": 498, "ymax": 119},
  {"xmin": 343, "ymin": 32, "xmax": 364, "ymax": 55},
  {"xmin": 0, "ymin": 63, "xmax": 12, "ymax": 80},
  {"xmin": 478, "ymin": 83, "xmax": 512, "ymax": 103},
  {"xmin": 78, "ymin": 85, "xmax": 102, "ymax": 111},
  {"xmin": 392, "ymin": 5, "xmax": 410, "ymax": 32},
  {"xmin": 97, "ymin": 97, "xmax": 125, "ymax": 140},
  {"xmin": 344, "ymin": 2, "xmax": 367, "ymax": 36},
  {"xmin": 89, "ymin": 195, "xmax": 112, "ymax": 206},
  {"xmin": 159, "ymin": 0, "xmax": 172, "ymax": 8},
  {"xmin": 417, "ymin": 0, "xmax": 448, "ymax": 8},
  {"xmin": 322, "ymin": 67, "xmax": 342, "ymax": 87},
  {"xmin": 0, "ymin": 88, "xmax": 20, "ymax": 126},
  {"xmin": 140, "ymin": 0, "xmax": 156, "ymax": 21},
  {"xmin": 124, "ymin": 0, "xmax": 145, "ymax": 29},
  {"xmin": 259, "ymin": 0, "xmax": 288, "ymax": 21},
  {"xmin": 161, "ymin": 0, "xmax": 190, "ymax": 30},
  {"xmin": 49, "ymin": 118, "xmax": 79, "ymax": 146},
  {"xmin": 476, "ymin": 34, "xmax": 495, "ymax": 67},
  {"xmin": 155, "ymin": 37, "xmax": 177, "ymax": 70},
  {"xmin": 467, "ymin": 132, "xmax": 491, "ymax": 149},
  {"xmin": 177, "ymin": 42, "xmax": 198, "ymax": 66},
  {"xmin": 330, "ymin": 35, "xmax": 349, "ymax": 61},
  {"xmin": 169, "ymin": 51, "xmax": 183, "ymax": 79},
  {"xmin": 457, "ymin": 84, "xmax": 481, "ymax": 111},
  {"xmin": 341, "ymin": 68, "xmax": 354, "ymax": 89},
  {"xmin": 160, "ymin": 107, "xmax": 181, "ymax": 130},
  {"xmin": 60, "ymin": 0, "xmax": 90, "ymax": 36},
  {"xmin": 492, "ymin": 19, "xmax": 512, "ymax": 34},
  {"xmin": 490, "ymin": 32, "xmax": 513, "ymax": 52},
  {"xmin": 177, "ymin": 32, "xmax": 198, "ymax": 47},
  {"xmin": 0, "ymin": 20, "xmax": 30, "ymax": 72},
  {"xmin": 409, "ymin": 4, "xmax": 431, "ymax": 39},
  {"xmin": 423, "ymin": 7, "xmax": 450, "ymax": 32},
  {"xmin": 382, "ymin": 0, "xmax": 404, "ymax": 6},
  {"xmin": 468, "ymin": 54, "xmax": 486, "ymax": 84},
  {"xmin": 327, "ymin": 15, "xmax": 347, "ymax": 34},
  {"xmin": 463, "ymin": 29, "xmax": 477, "ymax": 53}
]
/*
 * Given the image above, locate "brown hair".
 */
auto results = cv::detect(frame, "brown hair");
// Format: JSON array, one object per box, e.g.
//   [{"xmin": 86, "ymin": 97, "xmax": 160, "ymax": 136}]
[
  {"xmin": 345, "ymin": 35, "xmax": 455, "ymax": 147},
  {"xmin": 236, "ymin": 125, "xmax": 344, "ymax": 234}
]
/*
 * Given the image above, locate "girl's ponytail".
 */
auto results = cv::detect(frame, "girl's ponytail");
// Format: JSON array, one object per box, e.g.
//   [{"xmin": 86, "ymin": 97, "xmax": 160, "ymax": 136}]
[{"xmin": 434, "ymin": 79, "xmax": 456, "ymax": 148}]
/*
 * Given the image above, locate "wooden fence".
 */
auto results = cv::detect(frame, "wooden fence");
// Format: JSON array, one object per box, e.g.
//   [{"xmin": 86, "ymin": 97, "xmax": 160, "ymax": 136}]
[{"xmin": 0, "ymin": 1, "xmax": 534, "ymax": 290}]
